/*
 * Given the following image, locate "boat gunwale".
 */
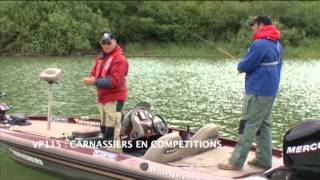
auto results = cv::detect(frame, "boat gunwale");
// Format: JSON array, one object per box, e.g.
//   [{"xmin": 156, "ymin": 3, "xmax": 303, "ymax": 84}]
[{"xmin": 26, "ymin": 115, "xmax": 283, "ymax": 157}]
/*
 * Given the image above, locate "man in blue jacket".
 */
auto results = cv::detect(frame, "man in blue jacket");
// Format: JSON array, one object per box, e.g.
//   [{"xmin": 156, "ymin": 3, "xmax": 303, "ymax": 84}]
[{"xmin": 218, "ymin": 16, "xmax": 283, "ymax": 170}]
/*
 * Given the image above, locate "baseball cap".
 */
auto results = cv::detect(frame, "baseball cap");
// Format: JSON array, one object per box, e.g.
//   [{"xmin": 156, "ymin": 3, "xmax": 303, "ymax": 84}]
[
  {"xmin": 249, "ymin": 16, "xmax": 272, "ymax": 26},
  {"xmin": 100, "ymin": 32, "xmax": 115, "ymax": 45}
]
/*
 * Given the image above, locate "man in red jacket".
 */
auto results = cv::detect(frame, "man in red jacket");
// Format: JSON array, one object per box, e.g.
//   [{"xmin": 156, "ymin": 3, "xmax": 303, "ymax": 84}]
[{"xmin": 83, "ymin": 32, "xmax": 128, "ymax": 152}]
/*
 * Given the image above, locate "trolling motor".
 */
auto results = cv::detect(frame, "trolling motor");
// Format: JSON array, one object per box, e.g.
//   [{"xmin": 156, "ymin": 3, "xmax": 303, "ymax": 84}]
[
  {"xmin": 39, "ymin": 68, "xmax": 62, "ymax": 130},
  {"xmin": 0, "ymin": 92, "xmax": 10, "ymax": 121},
  {"xmin": 0, "ymin": 92, "xmax": 30, "ymax": 126}
]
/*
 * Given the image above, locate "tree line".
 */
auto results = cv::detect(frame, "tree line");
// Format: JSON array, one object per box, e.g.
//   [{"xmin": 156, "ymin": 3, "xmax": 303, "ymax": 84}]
[{"xmin": 1, "ymin": 1, "xmax": 319, "ymax": 56}]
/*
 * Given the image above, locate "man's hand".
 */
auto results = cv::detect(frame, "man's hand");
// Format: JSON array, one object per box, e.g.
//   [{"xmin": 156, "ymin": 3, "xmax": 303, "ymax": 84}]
[{"xmin": 83, "ymin": 76, "xmax": 96, "ymax": 86}]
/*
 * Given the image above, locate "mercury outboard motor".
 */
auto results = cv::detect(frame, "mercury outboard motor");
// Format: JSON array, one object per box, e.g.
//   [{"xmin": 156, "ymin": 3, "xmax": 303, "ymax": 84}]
[{"xmin": 283, "ymin": 119, "xmax": 320, "ymax": 180}]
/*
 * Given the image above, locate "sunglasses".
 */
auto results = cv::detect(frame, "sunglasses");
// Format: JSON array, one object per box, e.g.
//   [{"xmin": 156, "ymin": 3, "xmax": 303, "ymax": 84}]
[{"xmin": 100, "ymin": 39, "xmax": 112, "ymax": 45}]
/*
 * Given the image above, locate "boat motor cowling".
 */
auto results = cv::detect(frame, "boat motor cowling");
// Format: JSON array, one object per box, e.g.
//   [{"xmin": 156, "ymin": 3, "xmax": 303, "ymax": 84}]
[{"xmin": 283, "ymin": 119, "xmax": 320, "ymax": 180}]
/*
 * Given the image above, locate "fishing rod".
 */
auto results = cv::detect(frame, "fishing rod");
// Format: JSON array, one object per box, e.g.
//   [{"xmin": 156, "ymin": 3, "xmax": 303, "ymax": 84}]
[
  {"xmin": 151, "ymin": 10, "xmax": 238, "ymax": 60},
  {"xmin": 191, "ymin": 33, "xmax": 238, "ymax": 60}
]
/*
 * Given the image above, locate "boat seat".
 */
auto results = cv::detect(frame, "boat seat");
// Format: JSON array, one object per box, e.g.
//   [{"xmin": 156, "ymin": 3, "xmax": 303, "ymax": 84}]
[
  {"xmin": 39, "ymin": 68, "xmax": 62, "ymax": 83},
  {"xmin": 181, "ymin": 123, "xmax": 219, "ymax": 157},
  {"xmin": 143, "ymin": 132, "xmax": 183, "ymax": 163}
]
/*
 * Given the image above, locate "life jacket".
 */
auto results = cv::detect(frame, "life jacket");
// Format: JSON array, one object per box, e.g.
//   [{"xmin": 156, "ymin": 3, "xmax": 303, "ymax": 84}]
[
  {"xmin": 90, "ymin": 45, "xmax": 128, "ymax": 103},
  {"xmin": 91, "ymin": 46, "xmax": 123, "ymax": 79},
  {"xmin": 93, "ymin": 48, "xmax": 122, "ymax": 79}
]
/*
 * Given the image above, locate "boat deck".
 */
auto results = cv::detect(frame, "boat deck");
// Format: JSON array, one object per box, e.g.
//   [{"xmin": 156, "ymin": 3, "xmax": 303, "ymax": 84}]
[
  {"xmin": 9, "ymin": 120, "xmax": 99, "ymax": 139},
  {"xmin": 7, "ymin": 119, "xmax": 282, "ymax": 179},
  {"xmin": 171, "ymin": 146, "xmax": 281, "ymax": 178}
]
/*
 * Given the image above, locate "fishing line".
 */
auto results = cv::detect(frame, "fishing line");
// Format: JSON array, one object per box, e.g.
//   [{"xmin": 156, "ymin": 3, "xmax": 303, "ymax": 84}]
[{"xmin": 149, "ymin": 9, "xmax": 238, "ymax": 60}]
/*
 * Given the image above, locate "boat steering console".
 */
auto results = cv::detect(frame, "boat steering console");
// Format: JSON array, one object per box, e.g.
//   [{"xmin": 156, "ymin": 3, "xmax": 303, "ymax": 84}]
[{"xmin": 122, "ymin": 105, "xmax": 168, "ymax": 141}]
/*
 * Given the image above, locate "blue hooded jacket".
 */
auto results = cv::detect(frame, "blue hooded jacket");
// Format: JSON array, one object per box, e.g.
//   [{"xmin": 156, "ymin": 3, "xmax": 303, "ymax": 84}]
[{"xmin": 237, "ymin": 26, "xmax": 283, "ymax": 97}]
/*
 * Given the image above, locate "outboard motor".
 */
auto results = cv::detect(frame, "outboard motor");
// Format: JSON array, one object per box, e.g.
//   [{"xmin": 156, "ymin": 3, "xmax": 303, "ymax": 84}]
[{"xmin": 283, "ymin": 119, "xmax": 320, "ymax": 180}]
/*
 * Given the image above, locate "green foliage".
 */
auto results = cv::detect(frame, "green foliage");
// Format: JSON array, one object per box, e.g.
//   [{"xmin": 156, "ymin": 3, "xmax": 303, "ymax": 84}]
[
  {"xmin": 1, "ymin": 1, "xmax": 319, "ymax": 55},
  {"xmin": 278, "ymin": 1, "xmax": 320, "ymax": 37},
  {"xmin": 0, "ymin": 1, "xmax": 108, "ymax": 55},
  {"xmin": 87, "ymin": 1, "xmax": 320, "ymax": 46},
  {"xmin": 234, "ymin": 16, "xmax": 255, "ymax": 48},
  {"xmin": 275, "ymin": 22, "xmax": 306, "ymax": 47}
]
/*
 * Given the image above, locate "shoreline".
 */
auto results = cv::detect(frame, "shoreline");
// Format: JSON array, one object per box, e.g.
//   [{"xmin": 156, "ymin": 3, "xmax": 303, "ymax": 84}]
[{"xmin": 1, "ymin": 39, "xmax": 320, "ymax": 60}]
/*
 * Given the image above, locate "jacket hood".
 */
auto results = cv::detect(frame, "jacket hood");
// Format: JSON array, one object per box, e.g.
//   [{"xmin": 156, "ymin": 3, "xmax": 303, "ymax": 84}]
[{"xmin": 253, "ymin": 25, "xmax": 281, "ymax": 41}]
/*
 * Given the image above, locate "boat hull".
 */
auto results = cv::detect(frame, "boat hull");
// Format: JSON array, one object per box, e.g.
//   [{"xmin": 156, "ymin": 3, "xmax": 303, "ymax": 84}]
[
  {"xmin": 3, "ymin": 144, "xmax": 112, "ymax": 180},
  {"xmin": 0, "ymin": 117, "xmax": 283, "ymax": 180}
]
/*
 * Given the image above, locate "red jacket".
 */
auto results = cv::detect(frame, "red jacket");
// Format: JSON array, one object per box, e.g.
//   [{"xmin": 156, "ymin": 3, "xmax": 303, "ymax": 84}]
[{"xmin": 90, "ymin": 45, "xmax": 128, "ymax": 103}]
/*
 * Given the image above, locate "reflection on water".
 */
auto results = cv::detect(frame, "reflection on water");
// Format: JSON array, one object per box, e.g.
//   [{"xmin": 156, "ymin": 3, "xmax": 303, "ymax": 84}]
[{"xmin": 1, "ymin": 57, "xmax": 320, "ymax": 149}]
